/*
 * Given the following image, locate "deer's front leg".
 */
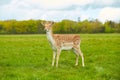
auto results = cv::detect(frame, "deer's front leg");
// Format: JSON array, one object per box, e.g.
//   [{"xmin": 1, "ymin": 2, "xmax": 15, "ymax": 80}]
[
  {"xmin": 52, "ymin": 51, "xmax": 56, "ymax": 66},
  {"xmin": 78, "ymin": 49, "xmax": 85, "ymax": 67},
  {"xmin": 56, "ymin": 49, "xmax": 61, "ymax": 67}
]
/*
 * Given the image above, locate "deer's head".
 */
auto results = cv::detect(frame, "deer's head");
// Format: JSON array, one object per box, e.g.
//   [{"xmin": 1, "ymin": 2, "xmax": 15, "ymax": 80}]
[{"xmin": 42, "ymin": 21, "xmax": 54, "ymax": 32}]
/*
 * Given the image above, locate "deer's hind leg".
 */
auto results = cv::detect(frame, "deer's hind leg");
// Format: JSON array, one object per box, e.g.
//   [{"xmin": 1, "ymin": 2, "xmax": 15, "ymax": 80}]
[
  {"xmin": 78, "ymin": 47, "xmax": 85, "ymax": 67},
  {"xmin": 72, "ymin": 46, "xmax": 79, "ymax": 66},
  {"xmin": 72, "ymin": 46, "xmax": 84, "ymax": 67}
]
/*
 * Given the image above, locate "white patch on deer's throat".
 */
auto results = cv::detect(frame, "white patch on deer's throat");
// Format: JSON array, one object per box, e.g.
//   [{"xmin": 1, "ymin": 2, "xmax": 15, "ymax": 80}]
[{"xmin": 46, "ymin": 31, "xmax": 56, "ymax": 50}]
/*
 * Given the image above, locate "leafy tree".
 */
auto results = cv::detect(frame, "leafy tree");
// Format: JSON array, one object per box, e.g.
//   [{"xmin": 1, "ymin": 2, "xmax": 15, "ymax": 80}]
[
  {"xmin": 37, "ymin": 20, "xmax": 45, "ymax": 34},
  {"xmin": 104, "ymin": 21, "xmax": 116, "ymax": 33},
  {"xmin": 80, "ymin": 20, "xmax": 89, "ymax": 33},
  {"xmin": 0, "ymin": 19, "xmax": 119, "ymax": 34},
  {"xmin": 116, "ymin": 22, "xmax": 120, "ymax": 33}
]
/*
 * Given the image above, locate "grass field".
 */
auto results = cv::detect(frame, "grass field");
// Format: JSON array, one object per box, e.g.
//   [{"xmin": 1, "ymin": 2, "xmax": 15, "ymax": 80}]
[{"xmin": 0, "ymin": 34, "xmax": 120, "ymax": 80}]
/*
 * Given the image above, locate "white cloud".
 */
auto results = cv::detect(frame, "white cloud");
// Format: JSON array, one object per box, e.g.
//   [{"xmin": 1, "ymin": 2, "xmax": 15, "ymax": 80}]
[
  {"xmin": 39, "ymin": 10, "xmax": 82, "ymax": 21},
  {"xmin": 0, "ymin": 0, "xmax": 120, "ymax": 22},
  {"xmin": 23, "ymin": 0, "xmax": 120, "ymax": 10},
  {"xmin": 0, "ymin": 0, "xmax": 43, "ymax": 20},
  {"xmin": 24, "ymin": 0, "xmax": 93, "ymax": 9},
  {"xmin": 98, "ymin": 7, "xmax": 120, "ymax": 22}
]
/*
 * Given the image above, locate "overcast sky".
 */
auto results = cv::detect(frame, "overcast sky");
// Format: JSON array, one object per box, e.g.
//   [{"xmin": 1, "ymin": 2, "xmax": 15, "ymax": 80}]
[{"xmin": 0, "ymin": 0, "xmax": 120, "ymax": 22}]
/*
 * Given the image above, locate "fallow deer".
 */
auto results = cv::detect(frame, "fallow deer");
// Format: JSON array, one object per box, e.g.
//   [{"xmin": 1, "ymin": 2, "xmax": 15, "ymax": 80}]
[{"xmin": 42, "ymin": 21, "xmax": 84, "ymax": 67}]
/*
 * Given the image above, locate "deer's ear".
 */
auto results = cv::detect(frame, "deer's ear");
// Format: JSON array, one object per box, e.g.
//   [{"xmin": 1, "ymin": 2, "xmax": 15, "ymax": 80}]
[
  {"xmin": 50, "ymin": 21, "xmax": 54, "ymax": 25},
  {"xmin": 52, "ymin": 22, "xmax": 54, "ymax": 25}
]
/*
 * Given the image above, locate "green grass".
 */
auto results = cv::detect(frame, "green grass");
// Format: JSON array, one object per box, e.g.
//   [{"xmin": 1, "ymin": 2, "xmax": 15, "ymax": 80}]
[{"xmin": 0, "ymin": 34, "xmax": 120, "ymax": 80}]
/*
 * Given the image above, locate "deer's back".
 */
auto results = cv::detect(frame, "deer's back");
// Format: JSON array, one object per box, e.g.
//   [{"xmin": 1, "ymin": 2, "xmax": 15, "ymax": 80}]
[{"xmin": 53, "ymin": 34, "xmax": 80, "ymax": 47}]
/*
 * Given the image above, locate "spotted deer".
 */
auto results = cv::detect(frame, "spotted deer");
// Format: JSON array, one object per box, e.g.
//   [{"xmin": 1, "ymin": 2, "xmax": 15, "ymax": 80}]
[{"xmin": 42, "ymin": 21, "xmax": 84, "ymax": 67}]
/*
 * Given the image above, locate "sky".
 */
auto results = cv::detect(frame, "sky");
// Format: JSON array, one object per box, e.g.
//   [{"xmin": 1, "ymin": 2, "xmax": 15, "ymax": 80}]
[{"xmin": 0, "ymin": 0, "xmax": 120, "ymax": 22}]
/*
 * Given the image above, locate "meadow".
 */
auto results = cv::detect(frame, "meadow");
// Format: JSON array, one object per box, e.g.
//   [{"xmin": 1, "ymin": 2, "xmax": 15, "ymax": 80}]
[{"xmin": 0, "ymin": 34, "xmax": 120, "ymax": 80}]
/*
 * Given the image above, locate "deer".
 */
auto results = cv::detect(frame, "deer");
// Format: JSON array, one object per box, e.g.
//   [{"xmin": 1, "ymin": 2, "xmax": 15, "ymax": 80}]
[{"xmin": 42, "ymin": 21, "xmax": 84, "ymax": 67}]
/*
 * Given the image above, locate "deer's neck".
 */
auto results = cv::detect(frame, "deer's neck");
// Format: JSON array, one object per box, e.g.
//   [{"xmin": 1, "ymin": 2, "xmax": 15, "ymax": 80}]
[{"xmin": 46, "ymin": 29, "xmax": 56, "ymax": 50}]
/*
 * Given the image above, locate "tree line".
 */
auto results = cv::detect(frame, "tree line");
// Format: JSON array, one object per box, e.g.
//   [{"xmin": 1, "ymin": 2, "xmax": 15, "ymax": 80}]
[{"xmin": 0, "ymin": 19, "xmax": 120, "ymax": 34}]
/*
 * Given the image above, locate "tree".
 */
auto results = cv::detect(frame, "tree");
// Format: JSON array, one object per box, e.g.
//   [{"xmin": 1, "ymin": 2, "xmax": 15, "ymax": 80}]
[
  {"xmin": 0, "ymin": 19, "xmax": 119, "ymax": 34},
  {"xmin": 37, "ymin": 20, "xmax": 45, "ymax": 34},
  {"xmin": 104, "ymin": 21, "xmax": 116, "ymax": 33},
  {"xmin": 116, "ymin": 22, "xmax": 120, "ymax": 33}
]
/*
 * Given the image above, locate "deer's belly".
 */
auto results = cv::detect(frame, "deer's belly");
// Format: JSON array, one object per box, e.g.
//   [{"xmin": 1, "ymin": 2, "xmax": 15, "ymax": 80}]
[
  {"xmin": 61, "ymin": 46, "xmax": 73, "ymax": 50},
  {"xmin": 61, "ymin": 43, "xmax": 73, "ymax": 50}
]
